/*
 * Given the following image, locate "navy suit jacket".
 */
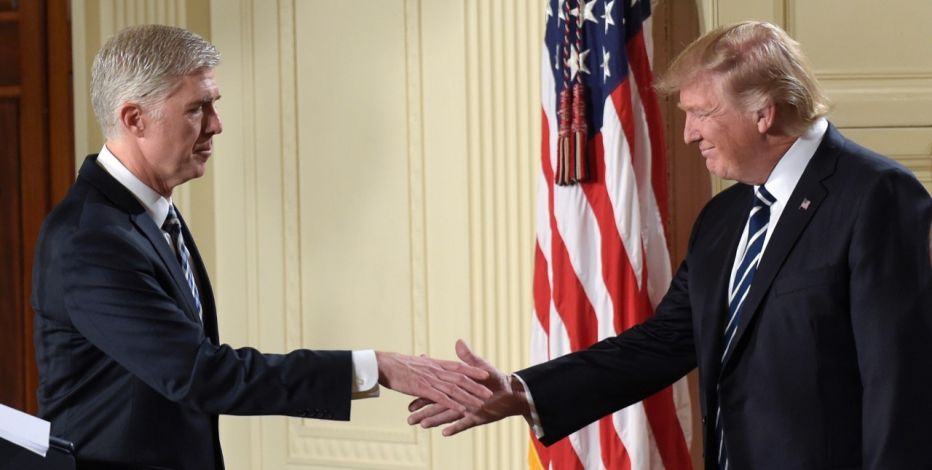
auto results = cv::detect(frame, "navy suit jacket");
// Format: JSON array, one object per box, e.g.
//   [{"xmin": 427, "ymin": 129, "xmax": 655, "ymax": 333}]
[
  {"xmin": 32, "ymin": 155, "xmax": 354, "ymax": 470},
  {"xmin": 517, "ymin": 125, "xmax": 932, "ymax": 469}
]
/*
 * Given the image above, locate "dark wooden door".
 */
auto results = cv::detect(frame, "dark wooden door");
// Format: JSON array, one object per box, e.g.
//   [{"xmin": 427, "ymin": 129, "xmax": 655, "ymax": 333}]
[{"xmin": 0, "ymin": 0, "xmax": 74, "ymax": 414}]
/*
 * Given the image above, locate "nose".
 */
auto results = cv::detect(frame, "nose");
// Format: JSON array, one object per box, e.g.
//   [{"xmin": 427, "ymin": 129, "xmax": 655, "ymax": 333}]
[
  {"xmin": 683, "ymin": 114, "xmax": 699, "ymax": 144},
  {"xmin": 205, "ymin": 106, "xmax": 223, "ymax": 135}
]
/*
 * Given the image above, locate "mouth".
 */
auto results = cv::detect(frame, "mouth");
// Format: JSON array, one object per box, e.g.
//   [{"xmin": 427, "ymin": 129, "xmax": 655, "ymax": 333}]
[{"xmin": 193, "ymin": 142, "xmax": 212, "ymax": 158}]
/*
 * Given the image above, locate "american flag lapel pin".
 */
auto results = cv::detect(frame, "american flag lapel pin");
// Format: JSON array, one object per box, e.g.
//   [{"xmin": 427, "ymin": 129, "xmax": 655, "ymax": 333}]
[{"xmin": 800, "ymin": 198, "xmax": 811, "ymax": 210}]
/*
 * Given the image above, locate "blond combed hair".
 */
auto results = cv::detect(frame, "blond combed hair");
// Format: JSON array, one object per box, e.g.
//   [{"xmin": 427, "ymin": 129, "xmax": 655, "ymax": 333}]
[
  {"xmin": 91, "ymin": 24, "xmax": 220, "ymax": 138},
  {"xmin": 656, "ymin": 21, "xmax": 829, "ymax": 136}
]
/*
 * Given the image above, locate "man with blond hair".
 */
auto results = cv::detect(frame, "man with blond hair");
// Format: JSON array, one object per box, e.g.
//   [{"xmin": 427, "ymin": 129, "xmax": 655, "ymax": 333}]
[
  {"xmin": 32, "ymin": 24, "xmax": 490, "ymax": 470},
  {"xmin": 411, "ymin": 21, "xmax": 931, "ymax": 469}
]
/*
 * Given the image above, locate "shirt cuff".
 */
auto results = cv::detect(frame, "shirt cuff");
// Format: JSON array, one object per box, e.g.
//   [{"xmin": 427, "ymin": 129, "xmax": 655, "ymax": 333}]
[
  {"xmin": 512, "ymin": 373, "xmax": 544, "ymax": 438},
  {"xmin": 351, "ymin": 350, "xmax": 380, "ymax": 399}
]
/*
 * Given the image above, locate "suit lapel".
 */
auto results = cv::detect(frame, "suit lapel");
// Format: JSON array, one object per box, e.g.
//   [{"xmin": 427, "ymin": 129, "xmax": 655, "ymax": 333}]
[
  {"xmin": 78, "ymin": 155, "xmax": 203, "ymax": 323},
  {"xmin": 132, "ymin": 213, "xmax": 204, "ymax": 323},
  {"xmin": 720, "ymin": 125, "xmax": 843, "ymax": 369}
]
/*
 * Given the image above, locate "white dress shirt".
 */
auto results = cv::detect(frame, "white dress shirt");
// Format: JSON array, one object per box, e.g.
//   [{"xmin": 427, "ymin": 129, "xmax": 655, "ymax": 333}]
[{"xmin": 96, "ymin": 145, "xmax": 379, "ymax": 398}]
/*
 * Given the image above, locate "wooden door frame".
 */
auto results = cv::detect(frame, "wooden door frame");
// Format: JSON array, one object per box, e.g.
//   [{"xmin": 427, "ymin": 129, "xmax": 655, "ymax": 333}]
[{"xmin": 0, "ymin": 0, "xmax": 74, "ymax": 414}]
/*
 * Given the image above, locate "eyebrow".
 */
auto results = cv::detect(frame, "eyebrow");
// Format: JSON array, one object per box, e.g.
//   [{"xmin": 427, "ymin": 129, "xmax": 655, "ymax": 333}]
[{"xmin": 189, "ymin": 94, "xmax": 221, "ymax": 107}]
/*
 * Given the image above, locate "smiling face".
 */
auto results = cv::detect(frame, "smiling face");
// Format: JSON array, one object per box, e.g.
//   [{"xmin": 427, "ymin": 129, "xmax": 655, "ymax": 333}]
[
  {"xmin": 678, "ymin": 74, "xmax": 774, "ymax": 184},
  {"xmin": 135, "ymin": 68, "xmax": 222, "ymax": 195}
]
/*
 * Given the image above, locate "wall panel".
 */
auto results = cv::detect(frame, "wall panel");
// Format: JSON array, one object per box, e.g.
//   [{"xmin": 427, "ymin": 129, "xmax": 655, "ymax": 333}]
[{"xmin": 209, "ymin": 0, "xmax": 542, "ymax": 468}]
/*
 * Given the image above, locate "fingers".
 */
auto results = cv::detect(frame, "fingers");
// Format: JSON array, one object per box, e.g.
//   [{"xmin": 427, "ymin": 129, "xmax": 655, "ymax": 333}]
[
  {"xmin": 407, "ymin": 403, "xmax": 463, "ymax": 428},
  {"xmin": 420, "ymin": 407, "xmax": 464, "ymax": 428},
  {"xmin": 442, "ymin": 416, "xmax": 480, "ymax": 437},
  {"xmin": 426, "ymin": 376, "xmax": 486, "ymax": 410},
  {"xmin": 417, "ymin": 386, "xmax": 467, "ymax": 414},
  {"xmin": 408, "ymin": 397, "xmax": 432, "ymax": 412},
  {"xmin": 407, "ymin": 402, "xmax": 456, "ymax": 425},
  {"xmin": 432, "ymin": 364, "xmax": 493, "ymax": 399},
  {"xmin": 438, "ymin": 359, "xmax": 491, "ymax": 382}
]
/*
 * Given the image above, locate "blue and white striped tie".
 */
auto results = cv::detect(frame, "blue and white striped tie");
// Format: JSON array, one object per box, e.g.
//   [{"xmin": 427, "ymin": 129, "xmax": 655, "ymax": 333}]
[
  {"xmin": 163, "ymin": 205, "xmax": 203, "ymax": 321},
  {"xmin": 716, "ymin": 185, "xmax": 775, "ymax": 469}
]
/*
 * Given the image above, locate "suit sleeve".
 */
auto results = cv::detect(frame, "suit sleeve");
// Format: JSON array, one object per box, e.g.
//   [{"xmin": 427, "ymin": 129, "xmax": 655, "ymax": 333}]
[
  {"xmin": 516, "ymin": 212, "xmax": 704, "ymax": 445},
  {"xmin": 61, "ymin": 226, "xmax": 353, "ymax": 420},
  {"xmin": 848, "ymin": 168, "xmax": 932, "ymax": 468}
]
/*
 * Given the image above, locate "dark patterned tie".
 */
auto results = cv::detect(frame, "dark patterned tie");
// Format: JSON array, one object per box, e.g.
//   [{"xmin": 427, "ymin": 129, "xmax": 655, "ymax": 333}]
[
  {"xmin": 162, "ymin": 205, "xmax": 202, "ymax": 321},
  {"xmin": 716, "ymin": 185, "xmax": 775, "ymax": 469}
]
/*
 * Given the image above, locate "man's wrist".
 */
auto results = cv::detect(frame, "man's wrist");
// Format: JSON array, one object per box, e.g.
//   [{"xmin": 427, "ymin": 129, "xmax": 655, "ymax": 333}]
[
  {"xmin": 509, "ymin": 374, "xmax": 531, "ymax": 418},
  {"xmin": 510, "ymin": 373, "xmax": 545, "ymax": 437}
]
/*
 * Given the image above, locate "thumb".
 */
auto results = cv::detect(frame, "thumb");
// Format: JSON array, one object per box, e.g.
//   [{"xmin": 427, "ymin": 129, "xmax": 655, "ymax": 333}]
[{"xmin": 455, "ymin": 339, "xmax": 483, "ymax": 367}]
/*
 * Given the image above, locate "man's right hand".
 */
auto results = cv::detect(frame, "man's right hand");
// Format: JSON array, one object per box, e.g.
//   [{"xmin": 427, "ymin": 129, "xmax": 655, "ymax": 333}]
[
  {"xmin": 406, "ymin": 339, "xmax": 531, "ymax": 436},
  {"xmin": 374, "ymin": 346, "xmax": 492, "ymax": 414}
]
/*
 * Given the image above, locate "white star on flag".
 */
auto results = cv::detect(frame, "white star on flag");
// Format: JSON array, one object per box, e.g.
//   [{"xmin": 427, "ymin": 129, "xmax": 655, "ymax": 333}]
[
  {"xmin": 601, "ymin": 47, "xmax": 611, "ymax": 82},
  {"xmin": 603, "ymin": 0, "xmax": 616, "ymax": 34},
  {"xmin": 567, "ymin": 46, "xmax": 591, "ymax": 80},
  {"xmin": 570, "ymin": 0, "xmax": 598, "ymax": 25}
]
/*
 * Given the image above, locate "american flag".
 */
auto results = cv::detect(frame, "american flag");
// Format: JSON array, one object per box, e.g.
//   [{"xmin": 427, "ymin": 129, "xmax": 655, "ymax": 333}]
[{"xmin": 529, "ymin": 1, "xmax": 693, "ymax": 469}]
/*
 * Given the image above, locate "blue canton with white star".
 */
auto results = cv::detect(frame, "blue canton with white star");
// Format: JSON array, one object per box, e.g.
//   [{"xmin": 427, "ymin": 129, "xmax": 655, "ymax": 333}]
[{"xmin": 545, "ymin": 0, "xmax": 652, "ymax": 131}]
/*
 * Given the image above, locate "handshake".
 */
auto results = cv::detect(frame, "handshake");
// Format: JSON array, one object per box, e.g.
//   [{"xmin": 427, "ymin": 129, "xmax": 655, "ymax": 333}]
[{"xmin": 375, "ymin": 340, "xmax": 532, "ymax": 436}]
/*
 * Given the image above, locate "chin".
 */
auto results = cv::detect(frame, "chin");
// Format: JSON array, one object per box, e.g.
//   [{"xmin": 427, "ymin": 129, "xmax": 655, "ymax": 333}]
[{"xmin": 705, "ymin": 161, "xmax": 725, "ymax": 179}]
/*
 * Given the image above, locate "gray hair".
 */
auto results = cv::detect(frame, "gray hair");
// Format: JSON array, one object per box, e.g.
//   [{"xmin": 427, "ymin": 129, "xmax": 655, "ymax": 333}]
[{"xmin": 91, "ymin": 24, "xmax": 220, "ymax": 138}]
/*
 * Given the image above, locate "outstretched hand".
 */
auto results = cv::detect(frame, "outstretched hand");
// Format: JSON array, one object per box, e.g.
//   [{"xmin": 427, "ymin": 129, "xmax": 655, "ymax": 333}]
[
  {"xmin": 406, "ymin": 339, "xmax": 530, "ymax": 436},
  {"xmin": 375, "ymin": 347, "xmax": 492, "ymax": 414}
]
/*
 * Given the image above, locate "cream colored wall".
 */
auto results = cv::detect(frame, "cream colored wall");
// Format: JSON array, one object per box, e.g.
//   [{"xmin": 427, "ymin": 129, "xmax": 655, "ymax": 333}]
[
  {"xmin": 210, "ymin": 1, "xmax": 545, "ymax": 467},
  {"xmin": 698, "ymin": 0, "xmax": 932, "ymax": 195},
  {"xmin": 207, "ymin": 1, "xmax": 541, "ymax": 468}
]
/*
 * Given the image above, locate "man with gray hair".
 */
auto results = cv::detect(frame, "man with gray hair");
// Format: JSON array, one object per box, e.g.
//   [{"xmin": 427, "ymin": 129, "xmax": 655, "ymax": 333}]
[
  {"xmin": 32, "ymin": 24, "xmax": 490, "ymax": 470},
  {"xmin": 411, "ymin": 21, "xmax": 932, "ymax": 469}
]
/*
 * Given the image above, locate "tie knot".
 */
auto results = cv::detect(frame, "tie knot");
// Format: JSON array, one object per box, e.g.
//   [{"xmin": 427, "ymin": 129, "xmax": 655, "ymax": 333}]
[
  {"xmin": 162, "ymin": 205, "xmax": 181, "ymax": 234},
  {"xmin": 755, "ymin": 185, "xmax": 776, "ymax": 208}
]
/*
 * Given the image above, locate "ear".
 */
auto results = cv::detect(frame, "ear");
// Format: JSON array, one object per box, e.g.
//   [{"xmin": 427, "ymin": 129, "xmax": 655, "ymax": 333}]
[
  {"xmin": 118, "ymin": 103, "xmax": 146, "ymax": 136},
  {"xmin": 755, "ymin": 100, "xmax": 777, "ymax": 134}
]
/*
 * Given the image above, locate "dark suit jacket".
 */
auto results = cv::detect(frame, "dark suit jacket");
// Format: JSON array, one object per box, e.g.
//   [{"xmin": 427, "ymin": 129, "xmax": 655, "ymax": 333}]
[
  {"xmin": 517, "ymin": 124, "xmax": 932, "ymax": 469},
  {"xmin": 32, "ymin": 155, "xmax": 354, "ymax": 470}
]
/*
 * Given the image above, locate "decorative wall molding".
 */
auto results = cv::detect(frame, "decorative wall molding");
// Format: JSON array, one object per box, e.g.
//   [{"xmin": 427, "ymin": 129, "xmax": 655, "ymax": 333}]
[
  {"xmin": 101, "ymin": 0, "xmax": 187, "ymax": 38},
  {"xmin": 280, "ymin": 0, "xmax": 430, "ymax": 466},
  {"xmin": 464, "ymin": 0, "xmax": 542, "ymax": 467}
]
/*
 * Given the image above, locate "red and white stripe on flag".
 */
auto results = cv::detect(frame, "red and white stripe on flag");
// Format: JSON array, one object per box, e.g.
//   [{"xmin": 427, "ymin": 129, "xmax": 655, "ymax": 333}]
[{"xmin": 529, "ymin": 1, "xmax": 693, "ymax": 469}]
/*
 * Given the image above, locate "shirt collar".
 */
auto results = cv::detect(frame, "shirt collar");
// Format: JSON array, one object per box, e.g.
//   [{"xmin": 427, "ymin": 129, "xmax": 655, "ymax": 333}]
[
  {"xmin": 756, "ymin": 118, "xmax": 829, "ymax": 202},
  {"xmin": 96, "ymin": 145, "xmax": 173, "ymax": 228}
]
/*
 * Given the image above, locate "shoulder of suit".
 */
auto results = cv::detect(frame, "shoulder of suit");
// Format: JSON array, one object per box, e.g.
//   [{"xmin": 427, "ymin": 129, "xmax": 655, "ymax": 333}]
[{"xmin": 830, "ymin": 134, "xmax": 923, "ymax": 189}]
